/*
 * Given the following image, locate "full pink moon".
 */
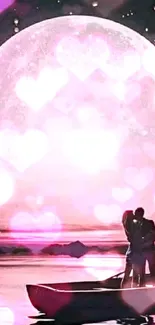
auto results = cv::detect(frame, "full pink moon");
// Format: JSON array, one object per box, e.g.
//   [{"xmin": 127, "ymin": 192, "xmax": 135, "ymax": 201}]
[{"xmin": 0, "ymin": 15, "xmax": 155, "ymax": 233}]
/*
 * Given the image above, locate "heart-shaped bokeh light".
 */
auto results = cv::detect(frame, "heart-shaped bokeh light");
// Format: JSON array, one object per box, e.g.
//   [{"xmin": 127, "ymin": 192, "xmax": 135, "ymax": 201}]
[
  {"xmin": 10, "ymin": 210, "xmax": 62, "ymax": 243},
  {"xmin": 56, "ymin": 35, "xmax": 110, "ymax": 81},
  {"xmin": 15, "ymin": 67, "xmax": 69, "ymax": 111},
  {"xmin": 121, "ymin": 286, "xmax": 155, "ymax": 314},
  {"xmin": 0, "ymin": 128, "xmax": 49, "ymax": 172}
]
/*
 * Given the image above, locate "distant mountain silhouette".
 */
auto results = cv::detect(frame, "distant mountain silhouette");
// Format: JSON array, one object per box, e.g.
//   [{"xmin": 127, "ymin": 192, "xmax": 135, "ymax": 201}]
[
  {"xmin": 0, "ymin": 247, "xmax": 6, "ymax": 255},
  {"xmin": 11, "ymin": 246, "xmax": 32, "ymax": 255},
  {"xmin": 0, "ymin": 240, "xmax": 127, "ymax": 257},
  {"xmin": 41, "ymin": 241, "xmax": 90, "ymax": 258},
  {"xmin": 0, "ymin": 245, "xmax": 33, "ymax": 256}
]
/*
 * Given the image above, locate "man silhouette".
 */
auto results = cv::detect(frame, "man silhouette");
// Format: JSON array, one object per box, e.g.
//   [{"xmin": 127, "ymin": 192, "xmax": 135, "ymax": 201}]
[
  {"xmin": 135, "ymin": 207, "xmax": 155, "ymax": 285},
  {"xmin": 121, "ymin": 210, "xmax": 141, "ymax": 287}
]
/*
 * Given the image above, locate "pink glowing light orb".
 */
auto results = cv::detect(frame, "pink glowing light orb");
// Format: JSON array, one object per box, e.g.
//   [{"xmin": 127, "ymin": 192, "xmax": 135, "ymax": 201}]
[{"xmin": 0, "ymin": 16, "xmax": 155, "ymax": 226}]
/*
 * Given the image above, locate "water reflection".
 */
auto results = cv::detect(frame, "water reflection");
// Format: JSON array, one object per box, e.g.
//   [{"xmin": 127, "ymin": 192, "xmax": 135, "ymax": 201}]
[
  {"xmin": 29, "ymin": 316, "xmax": 154, "ymax": 325},
  {"xmin": 30, "ymin": 320, "xmax": 54, "ymax": 325},
  {"xmin": 30, "ymin": 321, "xmax": 154, "ymax": 325}
]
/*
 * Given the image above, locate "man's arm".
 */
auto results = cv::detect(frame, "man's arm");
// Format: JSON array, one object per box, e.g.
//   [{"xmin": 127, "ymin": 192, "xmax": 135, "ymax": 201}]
[
  {"xmin": 142, "ymin": 220, "xmax": 155, "ymax": 246},
  {"xmin": 144, "ymin": 220, "xmax": 155, "ymax": 238}
]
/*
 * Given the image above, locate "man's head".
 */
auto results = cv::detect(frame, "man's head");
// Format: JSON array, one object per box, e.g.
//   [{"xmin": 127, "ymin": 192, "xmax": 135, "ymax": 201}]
[{"xmin": 134, "ymin": 207, "xmax": 144, "ymax": 221}]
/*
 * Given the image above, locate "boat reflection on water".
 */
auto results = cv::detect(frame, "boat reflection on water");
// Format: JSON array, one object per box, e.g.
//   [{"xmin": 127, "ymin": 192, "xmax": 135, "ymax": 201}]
[
  {"xmin": 30, "ymin": 319, "xmax": 55, "ymax": 325},
  {"xmin": 29, "ymin": 314, "xmax": 154, "ymax": 325},
  {"xmin": 29, "ymin": 316, "xmax": 154, "ymax": 325}
]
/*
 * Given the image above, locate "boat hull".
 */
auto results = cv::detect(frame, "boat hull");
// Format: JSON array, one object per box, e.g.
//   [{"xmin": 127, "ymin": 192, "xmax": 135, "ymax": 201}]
[
  {"xmin": 26, "ymin": 284, "xmax": 155, "ymax": 324},
  {"xmin": 38, "ymin": 273, "xmax": 152, "ymax": 291}
]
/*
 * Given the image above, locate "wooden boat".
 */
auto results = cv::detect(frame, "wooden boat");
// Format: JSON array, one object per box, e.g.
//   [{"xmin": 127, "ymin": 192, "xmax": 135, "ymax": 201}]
[{"xmin": 26, "ymin": 272, "xmax": 155, "ymax": 324}]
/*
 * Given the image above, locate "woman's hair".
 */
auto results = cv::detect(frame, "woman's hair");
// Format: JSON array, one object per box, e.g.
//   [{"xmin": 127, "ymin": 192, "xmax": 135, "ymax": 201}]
[{"xmin": 122, "ymin": 210, "xmax": 134, "ymax": 232}]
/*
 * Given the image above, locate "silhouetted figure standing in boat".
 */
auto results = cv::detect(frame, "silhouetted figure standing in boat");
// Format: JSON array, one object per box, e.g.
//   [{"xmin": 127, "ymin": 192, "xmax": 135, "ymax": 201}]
[
  {"xmin": 121, "ymin": 208, "xmax": 155, "ymax": 287},
  {"xmin": 121, "ymin": 210, "xmax": 140, "ymax": 287}
]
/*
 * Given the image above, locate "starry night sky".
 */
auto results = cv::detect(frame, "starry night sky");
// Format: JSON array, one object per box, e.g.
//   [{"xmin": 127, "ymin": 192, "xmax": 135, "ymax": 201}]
[{"xmin": 1, "ymin": 0, "xmax": 155, "ymax": 47}]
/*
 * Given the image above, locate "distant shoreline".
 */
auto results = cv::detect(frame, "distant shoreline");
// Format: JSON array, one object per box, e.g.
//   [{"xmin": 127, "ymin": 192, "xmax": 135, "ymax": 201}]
[
  {"xmin": 0, "ymin": 229, "xmax": 127, "ymax": 258},
  {"xmin": 0, "ymin": 239, "xmax": 127, "ymax": 258}
]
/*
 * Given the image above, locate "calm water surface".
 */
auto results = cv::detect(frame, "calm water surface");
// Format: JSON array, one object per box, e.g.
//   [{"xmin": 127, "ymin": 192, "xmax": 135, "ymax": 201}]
[{"xmin": 0, "ymin": 255, "xmax": 124, "ymax": 325}]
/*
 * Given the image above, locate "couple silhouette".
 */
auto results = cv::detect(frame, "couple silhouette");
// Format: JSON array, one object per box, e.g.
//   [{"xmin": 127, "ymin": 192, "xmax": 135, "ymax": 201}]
[{"xmin": 121, "ymin": 207, "xmax": 155, "ymax": 288}]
